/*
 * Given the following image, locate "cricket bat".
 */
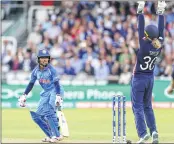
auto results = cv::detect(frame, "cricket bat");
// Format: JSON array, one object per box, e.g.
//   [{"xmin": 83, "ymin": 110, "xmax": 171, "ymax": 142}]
[{"xmin": 57, "ymin": 111, "xmax": 69, "ymax": 137}]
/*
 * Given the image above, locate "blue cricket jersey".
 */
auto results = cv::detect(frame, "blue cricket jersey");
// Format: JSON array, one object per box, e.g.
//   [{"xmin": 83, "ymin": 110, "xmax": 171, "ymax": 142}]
[
  {"xmin": 24, "ymin": 64, "xmax": 61, "ymax": 95},
  {"xmin": 133, "ymin": 14, "xmax": 164, "ymax": 76}
]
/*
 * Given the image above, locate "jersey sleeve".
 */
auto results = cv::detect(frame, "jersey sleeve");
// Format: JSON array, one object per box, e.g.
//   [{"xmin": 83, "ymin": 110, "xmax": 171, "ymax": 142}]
[
  {"xmin": 138, "ymin": 14, "xmax": 145, "ymax": 46},
  {"xmin": 30, "ymin": 68, "xmax": 37, "ymax": 83},
  {"xmin": 50, "ymin": 67, "xmax": 60, "ymax": 82},
  {"xmin": 24, "ymin": 67, "xmax": 37, "ymax": 95},
  {"xmin": 158, "ymin": 15, "xmax": 164, "ymax": 41},
  {"xmin": 50, "ymin": 66, "xmax": 61, "ymax": 95}
]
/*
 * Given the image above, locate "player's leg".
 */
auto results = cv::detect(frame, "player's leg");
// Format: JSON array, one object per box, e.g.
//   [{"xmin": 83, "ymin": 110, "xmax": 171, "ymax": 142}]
[
  {"xmin": 131, "ymin": 76, "xmax": 150, "ymax": 143},
  {"xmin": 167, "ymin": 69, "xmax": 174, "ymax": 94},
  {"xmin": 167, "ymin": 80, "xmax": 174, "ymax": 94},
  {"xmin": 30, "ymin": 95, "xmax": 52, "ymax": 141},
  {"xmin": 143, "ymin": 78, "xmax": 158, "ymax": 143},
  {"xmin": 42, "ymin": 105, "xmax": 63, "ymax": 142},
  {"xmin": 32, "ymin": 91, "xmax": 61, "ymax": 142},
  {"xmin": 30, "ymin": 111, "xmax": 52, "ymax": 138},
  {"xmin": 46, "ymin": 90, "xmax": 63, "ymax": 142}
]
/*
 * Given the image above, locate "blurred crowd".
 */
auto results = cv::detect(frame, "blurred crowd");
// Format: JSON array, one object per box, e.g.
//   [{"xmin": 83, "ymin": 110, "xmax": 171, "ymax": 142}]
[{"xmin": 2, "ymin": 1, "xmax": 174, "ymax": 84}]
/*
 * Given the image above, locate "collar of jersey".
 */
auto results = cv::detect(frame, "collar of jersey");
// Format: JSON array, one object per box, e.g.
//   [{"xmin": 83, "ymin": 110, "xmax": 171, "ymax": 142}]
[{"xmin": 38, "ymin": 64, "xmax": 50, "ymax": 71}]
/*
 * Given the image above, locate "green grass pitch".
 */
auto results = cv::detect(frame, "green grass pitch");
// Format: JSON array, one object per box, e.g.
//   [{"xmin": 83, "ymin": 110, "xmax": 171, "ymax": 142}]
[{"xmin": 2, "ymin": 108, "xmax": 174, "ymax": 143}]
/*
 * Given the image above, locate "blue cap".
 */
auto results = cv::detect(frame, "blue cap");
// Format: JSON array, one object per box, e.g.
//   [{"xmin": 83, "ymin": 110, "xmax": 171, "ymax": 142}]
[
  {"xmin": 37, "ymin": 49, "xmax": 50, "ymax": 58},
  {"xmin": 144, "ymin": 25, "xmax": 159, "ymax": 39}
]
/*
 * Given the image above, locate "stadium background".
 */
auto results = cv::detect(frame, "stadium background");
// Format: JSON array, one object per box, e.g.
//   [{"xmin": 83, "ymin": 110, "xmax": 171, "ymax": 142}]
[{"xmin": 2, "ymin": 1, "xmax": 174, "ymax": 143}]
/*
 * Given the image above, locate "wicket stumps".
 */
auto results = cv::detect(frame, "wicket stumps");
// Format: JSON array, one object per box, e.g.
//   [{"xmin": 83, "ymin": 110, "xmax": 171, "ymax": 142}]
[{"xmin": 112, "ymin": 95, "xmax": 126, "ymax": 143}]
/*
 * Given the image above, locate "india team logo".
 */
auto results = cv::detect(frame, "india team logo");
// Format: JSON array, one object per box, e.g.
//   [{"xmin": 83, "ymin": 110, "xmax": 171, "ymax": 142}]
[{"xmin": 42, "ymin": 50, "xmax": 47, "ymax": 54}]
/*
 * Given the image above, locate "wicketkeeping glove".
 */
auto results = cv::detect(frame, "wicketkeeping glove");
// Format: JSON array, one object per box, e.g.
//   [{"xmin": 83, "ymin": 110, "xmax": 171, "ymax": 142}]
[
  {"xmin": 137, "ymin": 1, "xmax": 145, "ymax": 14},
  {"xmin": 55, "ymin": 94, "xmax": 63, "ymax": 107},
  {"xmin": 157, "ymin": 1, "xmax": 167, "ymax": 15},
  {"xmin": 18, "ymin": 94, "xmax": 27, "ymax": 107}
]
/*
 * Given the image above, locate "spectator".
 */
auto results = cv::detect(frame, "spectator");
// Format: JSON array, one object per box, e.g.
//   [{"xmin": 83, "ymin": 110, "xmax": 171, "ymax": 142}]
[
  {"xmin": 105, "ymin": 55, "xmax": 113, "ymax": 73},
  {"xmin": 94, "ymin": 57, "xmax": 109, "ymax": 80},
  {"xmin": 70, "ymin": 54, "xmax": 83, "ymax": 74},
  {"xmin": 83, "ymin": 60, "xmax": 94, "ymax": 76},
  {"xmin": 8, "ymin": 55, "xmax": 22, "ymax": 71},
  {"xmin": 2, "ymin": 50, "xmax": 12, "ymax": 66},
  {"xmin": 27, "ymin": 25, "xmax": 42, "ymax": 45},
  {"xmin": 82, "ymin": 47, "xmax": 98, "ymax": 63},
  {"xmin": 64, "ymin": 59, "xmax": 76, "ymax": 75},
  {"xmin": 21, "ymin": 51, "xmax": 37, "ymax": 72},
  {"xmin": 2, "ymin": 40, "xmax": 16, "ymax": 56},
  {"xmin": 2, "ymin": 1, "xmax": 174, "ymax": 83},
  {"xmin": 119, "ymin": 64, "xmax": 131, "ymax": 85},
  {"xmin": 50, "ymin": 42, "xmax": 63, "ymax": 59},
  {"xmin": 39, "ymin": 39, "xmax": 52, "ymax": 50},
  {"xmin": 46, "ymin": 20, "xmax": 61, "ymax": 40}
]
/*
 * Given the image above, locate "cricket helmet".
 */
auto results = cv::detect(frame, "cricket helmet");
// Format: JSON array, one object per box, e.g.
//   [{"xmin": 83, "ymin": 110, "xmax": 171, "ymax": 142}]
[
  {"xmin": 37, "ymin": 49, "xmax": 50, "ymax": 58},
  {"xmin": 37, "ymin": 49, "xmax": 50, "ymax": 63},
  {"xmin": 144, "ymin": 25, "xmax": 159, "ymax": 40}
]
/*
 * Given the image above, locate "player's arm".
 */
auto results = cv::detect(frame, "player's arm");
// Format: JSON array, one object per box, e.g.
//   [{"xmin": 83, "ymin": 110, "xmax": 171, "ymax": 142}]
[
  {"xmin": 54, "ymin": 80, "xmax": 61, "ymax": 96},
  {"xmin": 52, "ymin": 69, "xmax": 61, "ymax": 96},
  {"xmin": 157, "ymin": 1, "xmax": 166, "ymax": 39},
  {"xmin": 138, "ymin": 14, "xmax": 145, "ymax": 42},
  {"xmin": 51, "ymin": 67, "xmax": 63, "ymax": 106},
  {"xmin": 24, "ymin": 69, "xmax": 37, "ymax": 95},
  {"xmin": 158, "ymin": 15, "xmax": 164, "ymax": 39},
  {"xmin": 167, "ymin": 80, "xmax": 174, "ymax": 94},
  {"xmin": 171, "ymin": 71, "xmax": 174, "ymax": 89},
  {"xmin": 167, "ymin": 70, "xmax": 174, "ymax": 94},
  {"xmin": 18, "ymin": 68, "xmax": 37, "ymax": 107},
  {"xmin": 137, "ymin": 1, "xmax": 145, "ymax": 45},
  {"xmin": 171, "ymin": 79, "xmax": 174, "ymax": 88}
]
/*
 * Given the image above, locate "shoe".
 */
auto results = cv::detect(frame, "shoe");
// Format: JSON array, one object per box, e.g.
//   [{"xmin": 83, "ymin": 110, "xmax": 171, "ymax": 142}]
[
  {"xmin": 157, "ymin": 1, "xmax": 167, "ymax": 15},
  {"xmin": 137, "ymin": 134, "xmax": 150, "ymax": 143},
  {"xmin": 42, "ymin": 137, "xmax": 51, "ymax": 142},
  {"xmin": 137, "ymin": 1, "xmax": 145, "ymax": 14},
  {"xmin": 50, "ymin": 135, "xmax": 63, "ymax": 143},
  {"xmin": 152, "ymin": 131, "xmax": 159, "ymax": 144},
  {"xmin": 57, "ymin": 135, "xmax": 63, "ymax": 141}
]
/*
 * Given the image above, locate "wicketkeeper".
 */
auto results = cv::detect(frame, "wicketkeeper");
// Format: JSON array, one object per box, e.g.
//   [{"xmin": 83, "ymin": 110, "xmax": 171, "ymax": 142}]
[{"xmin": 131, "ymin": 1, "xmax": 166, "ymax": 143}]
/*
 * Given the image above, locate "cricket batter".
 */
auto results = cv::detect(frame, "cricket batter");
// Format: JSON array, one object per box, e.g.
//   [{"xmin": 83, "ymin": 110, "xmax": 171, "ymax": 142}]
[
  {"xmin": 18, "ymin": 49, "xmax": 64, "ymax": 142},
  {"xmin": 131, "ymin": 1, "xmax": 166, "ymax": 143},
  {"xmin": 167, "ymin": 64, "xmax": 174, "ymax": 94}
]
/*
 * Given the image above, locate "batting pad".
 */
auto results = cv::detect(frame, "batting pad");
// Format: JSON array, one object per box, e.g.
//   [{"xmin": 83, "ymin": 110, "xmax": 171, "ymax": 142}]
[
  {"xmin": 45, "ymin": 114, "xmax": 60, "ymax": 137},
  {"xmin": 30, "ymin": 111, "xmax": 52, "ymax": 137}
]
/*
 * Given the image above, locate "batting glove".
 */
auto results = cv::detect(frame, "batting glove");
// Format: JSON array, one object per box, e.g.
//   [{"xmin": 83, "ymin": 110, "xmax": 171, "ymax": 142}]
[
  {"xmin": 18, "ymin": 94, "xmax": 27, "ymax": 107},
  {"xmin": 157, "ymin": 1, "xmax": 167, "ymax": 15},
  {"xmin": 137, "ymin": 1, "xmax": 145, "ymax": 14},
  {"xmin": 55, "ymin": 94, "xmax": 63, "ymax": 107}
]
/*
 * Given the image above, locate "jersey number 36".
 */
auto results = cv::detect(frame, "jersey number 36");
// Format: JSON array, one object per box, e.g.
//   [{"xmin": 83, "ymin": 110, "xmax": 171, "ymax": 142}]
[{"xmin": 140, "ymin": 56, "xmax": 157, "ymax": 70}]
